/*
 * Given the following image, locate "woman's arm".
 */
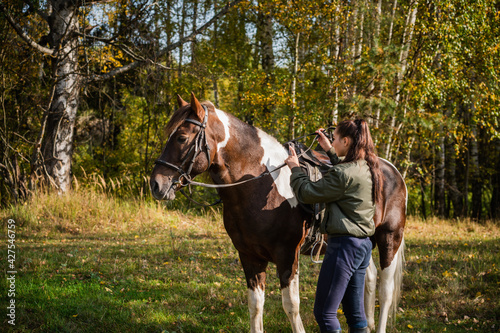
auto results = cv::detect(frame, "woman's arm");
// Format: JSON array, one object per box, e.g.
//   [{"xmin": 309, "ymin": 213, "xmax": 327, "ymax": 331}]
[{"xmin": 290, "ymin": 166, "xmax": 347, "ymax": 204}]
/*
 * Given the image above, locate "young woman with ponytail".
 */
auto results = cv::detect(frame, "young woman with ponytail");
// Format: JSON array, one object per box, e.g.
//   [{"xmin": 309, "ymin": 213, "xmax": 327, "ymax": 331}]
[{"xmin": 285, "ymin": 119, "xmax": 382, "ymax": 333}]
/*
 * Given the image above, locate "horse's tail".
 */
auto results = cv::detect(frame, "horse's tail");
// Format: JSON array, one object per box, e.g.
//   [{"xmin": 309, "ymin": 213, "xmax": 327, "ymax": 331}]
[{"xmin": 390, "ymin": 236, "xmax": 405, "ymax": 323}]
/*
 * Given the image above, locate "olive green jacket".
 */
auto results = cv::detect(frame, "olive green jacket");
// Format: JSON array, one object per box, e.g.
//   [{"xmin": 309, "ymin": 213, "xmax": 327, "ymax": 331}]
[{"xmin": 290, "ymin": 148, "xmax": 376, "ymax": 238}]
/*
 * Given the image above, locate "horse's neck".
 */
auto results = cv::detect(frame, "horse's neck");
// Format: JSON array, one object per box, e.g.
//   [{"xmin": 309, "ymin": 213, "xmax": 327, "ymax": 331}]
[
  {"xmin": 209, "ymin": 110, "xmax": 288, "ymax": 184},
  {"xmin": 209, "ymin": 110, "xmax": 299, "ymax": 207}
]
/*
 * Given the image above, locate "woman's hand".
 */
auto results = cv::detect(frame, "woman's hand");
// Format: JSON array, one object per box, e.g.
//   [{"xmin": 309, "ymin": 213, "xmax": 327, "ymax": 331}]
[
  {"xmin": 285, "ymin": 144, "xmax": 300, "ymax": 169},
  {"xmin": 316, "ymin": 128, "xmax": 332, "ymax": 152}
]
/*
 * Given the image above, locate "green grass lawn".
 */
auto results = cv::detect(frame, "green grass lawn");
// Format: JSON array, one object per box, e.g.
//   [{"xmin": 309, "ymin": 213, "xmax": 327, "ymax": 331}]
[{"xmin": 1, "ymin": 189, "xmax": 499, "ymax": 332}]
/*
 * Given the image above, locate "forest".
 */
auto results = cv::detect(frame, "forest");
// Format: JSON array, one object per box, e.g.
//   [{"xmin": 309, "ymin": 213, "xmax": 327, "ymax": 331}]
[{"xmin": 1, "ymin": 0, "xmax": 499, "ymax": 220}]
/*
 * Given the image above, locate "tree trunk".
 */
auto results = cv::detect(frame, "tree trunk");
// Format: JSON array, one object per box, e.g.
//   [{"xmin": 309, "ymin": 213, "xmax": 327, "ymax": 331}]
[
  {"xmin": 401, "ymin": 136, "xmax": 415, "ymax": 180},
  {"xmin": 490, "ymin": 139, "xmax": 500, "ymax": 219},
  {"xmin": 463, "ymin": 104, "xmax": 470, "ymax": 217},
  {"xmin": 446, "ymin": 107, "xmax": 464, "ymax": 218},
  {"xmin": 191, "ymin": 0, "xmax": 198, "ymax": 66},
  {"xmin": 470, "ymin": 115, "xmax": 481, "ymax": 219},
  {"xmin": 348, "ymin": 1, "xmax": 358, "ymax": 64},
  {"xmin": 374, "ymin": 0, "xmax": 382, "ymax": 46},
  {"xmin": 434, "ymin": 133, "xmax": 446, "ymax": 217},
  {"xmin": 257, "ymin": 1, "xmax": 274, "ymax": 116},
  {"xmin": 368, "ymin": 0, "xmax": 382, "ymax": 126},
  {"xmin": 35, "ymin": 0, "xmax": 80, "ymax": 193},
  {"xmin": 387, "ymin": 0, "xmax": 398, "ymax": 46},
  {"xmin": 384, "ymin": 0, "xmax": 418, "ymax": 160},
  {"xmin": 352, "ymin": 0, "xmax": 365, "ymax": 98},
  {"xmin": 331, "ymin": 4, "xmax": 341, "ymax": 125},
  {"xmin": 212, "ymin": 0, "xmax": 219, "ymax": 107},
  {"xmin": 178, "ymin": 0, "xmax": 187, "ymax": 79},
  {"xmin": 348, "ymin": 0, "xmax": 358, "ymax": 98},
  {"xmin": 356, "ymin": 1, "xmax": 364, "ymax": 59},
  {"xmin": 165, "ymin": 0, "xmax": 173, "ymax": 114},
  {"xmin": 374, "ymin": 0, "xmax": 397, "ymax": 132},
  {"xmin": 420, "ymin": 176, "xmax": 427, "ymax": 219},
  {"xmin": 289, "ymin": 32, "xmax": 300, "ymax": 139},
  {"xmin": 258, "ymin": 2, "xmax": 274, "ymax": 74}
]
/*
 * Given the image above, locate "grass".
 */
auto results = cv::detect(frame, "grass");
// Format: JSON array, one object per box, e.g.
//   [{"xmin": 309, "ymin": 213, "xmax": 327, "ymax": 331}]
[{"xmin": 1, "ymin": 188, "xmax": 499, "ymax": 332}]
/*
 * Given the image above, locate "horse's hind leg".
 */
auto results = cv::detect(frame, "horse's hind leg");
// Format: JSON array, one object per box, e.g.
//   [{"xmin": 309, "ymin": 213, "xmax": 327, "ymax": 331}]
[
  {"xmin": 364, "ymin": 256, "xmax": 377, "ymax": 332},
  {"xmin": 377, "ymin": 256, "xmax": 397, "ymax": 333},
  {"xmin": 239, "ymin": 253, "xmax": 268, "ymax": 333},
  {"xmin": 281, "ymin": 271, "xmax": 305, "ymax": 333},
  {"xmin": 376, "ymin": 234, "xmax": 405, "ymax": 333}
]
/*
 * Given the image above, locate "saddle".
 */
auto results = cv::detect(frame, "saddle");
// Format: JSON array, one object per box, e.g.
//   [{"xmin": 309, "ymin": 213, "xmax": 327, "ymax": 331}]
[{"xmin": 290, "ymin": 143, "xmax": 332, "ymax": 256}]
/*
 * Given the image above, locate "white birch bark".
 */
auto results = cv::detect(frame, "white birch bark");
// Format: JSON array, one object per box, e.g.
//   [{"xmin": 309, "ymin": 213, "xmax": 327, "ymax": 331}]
[
  {"xmin": 39, "ymin": 0, "xmax": 80, "ymax": 193},
  {"xmin": 374, "ymin": 0, "xmax": 398, "ymax": 131},
  {"xmin": 384, "ymin": 0, "xmax": 418, "ymax": 160},
  {"xmin": 331, "ymin": 4, "xmax": 341, "ymax": 125},
  {"xmin": 290, "ymin": 32, "xmax": 300, "ymax": 139}
]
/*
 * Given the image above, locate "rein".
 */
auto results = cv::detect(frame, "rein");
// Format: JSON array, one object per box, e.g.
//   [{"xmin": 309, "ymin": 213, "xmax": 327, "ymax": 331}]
[{"xmin": 154, "ymin": 110, "xmax": 334, "ymax": 205}]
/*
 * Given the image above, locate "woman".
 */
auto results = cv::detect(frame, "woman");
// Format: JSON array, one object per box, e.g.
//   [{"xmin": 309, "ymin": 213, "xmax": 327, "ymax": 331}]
[{"xmin": 285, "ymin": 119, "xmax": 382, "ymax": 333}]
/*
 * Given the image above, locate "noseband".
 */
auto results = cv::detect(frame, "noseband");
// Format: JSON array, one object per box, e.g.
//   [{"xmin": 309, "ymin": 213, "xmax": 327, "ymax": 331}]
[{"xmin": 154, "ymin": 105, "xmax": 211, "ymax": 186}]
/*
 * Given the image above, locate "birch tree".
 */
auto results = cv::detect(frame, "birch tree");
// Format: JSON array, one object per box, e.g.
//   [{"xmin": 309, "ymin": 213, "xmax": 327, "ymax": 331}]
[
  {"xmin": 1, "ymin": 0, "xmax": 242, "ymax": 193},
  {"xmin": 384, "ymin": 0, "xmax": 418, "ymax": 160}
]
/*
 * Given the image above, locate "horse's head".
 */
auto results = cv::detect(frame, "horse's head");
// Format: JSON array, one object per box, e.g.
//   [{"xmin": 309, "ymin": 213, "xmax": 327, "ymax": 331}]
[{"xmin": 150, "ymin": 92, "xmax": 214, "ymax": 201}]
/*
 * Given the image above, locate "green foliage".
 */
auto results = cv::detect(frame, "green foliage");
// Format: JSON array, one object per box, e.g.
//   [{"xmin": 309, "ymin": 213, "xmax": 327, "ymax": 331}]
[{"xmin": 1, "ymin": 0, "xmax": 500, "ymax": 218}]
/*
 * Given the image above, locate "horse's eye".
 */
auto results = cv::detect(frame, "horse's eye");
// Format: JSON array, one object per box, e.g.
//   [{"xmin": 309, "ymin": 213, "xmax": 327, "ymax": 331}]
[{"xmin": 177, "ymin": 136, "xmax": 188, "ymax": 144}]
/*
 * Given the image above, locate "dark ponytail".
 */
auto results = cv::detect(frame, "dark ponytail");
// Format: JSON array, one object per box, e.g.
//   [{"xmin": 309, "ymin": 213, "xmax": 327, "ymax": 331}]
[{"xmin": 336, "ymin": 119, "xmax": 383, "ymax": 203}]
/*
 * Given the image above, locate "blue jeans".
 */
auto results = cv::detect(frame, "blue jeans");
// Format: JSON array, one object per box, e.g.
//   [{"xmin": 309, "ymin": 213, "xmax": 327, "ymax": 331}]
[{"xmin": 314, "ymin": 236, "xmax": 372, "ymax": 331}]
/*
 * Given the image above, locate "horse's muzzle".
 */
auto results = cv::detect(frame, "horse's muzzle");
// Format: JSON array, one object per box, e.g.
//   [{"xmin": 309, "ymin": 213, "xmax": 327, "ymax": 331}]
[{"xmin": 150, "ymin": 177, "xmax": 178, "ymax": 201}]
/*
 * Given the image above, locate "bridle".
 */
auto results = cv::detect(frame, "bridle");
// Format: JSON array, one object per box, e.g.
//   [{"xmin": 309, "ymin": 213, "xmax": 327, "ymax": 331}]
[{"xmin": 154, "ymin": 104, "xmax": 212, "ymax": 190}]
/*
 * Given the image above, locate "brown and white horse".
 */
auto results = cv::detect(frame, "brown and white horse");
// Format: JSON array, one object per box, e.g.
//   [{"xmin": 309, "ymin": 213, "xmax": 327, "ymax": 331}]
[{"xmin": 150, "ymin": 93, "xmax": 406, "ymax": 333}]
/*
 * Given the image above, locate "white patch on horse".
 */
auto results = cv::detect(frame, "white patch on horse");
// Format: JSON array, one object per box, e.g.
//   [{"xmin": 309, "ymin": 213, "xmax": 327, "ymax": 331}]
[
  {"xmin": 248, "ymin": 287, "xmax": 265, "ymax": 333},
  {"xmin": 215, "ymin": 108, "xmax": 230, "ymax": 152},
  {"xmin": 256, "ymin": 129, "xmax": 298, "ymax": 208}
]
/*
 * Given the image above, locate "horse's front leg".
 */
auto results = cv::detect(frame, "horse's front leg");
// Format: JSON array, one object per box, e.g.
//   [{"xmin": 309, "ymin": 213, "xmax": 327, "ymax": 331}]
[
  {"xmin": 281, "ymin": 271, "xmax": 305, "ymax": 333},
  {"xmin": 239, "ymin": 253, "xmax": 268, "ymax": 333},
  {"xmin": 277, "ymin": 251, "xmax": 305, "ymax": 333}
]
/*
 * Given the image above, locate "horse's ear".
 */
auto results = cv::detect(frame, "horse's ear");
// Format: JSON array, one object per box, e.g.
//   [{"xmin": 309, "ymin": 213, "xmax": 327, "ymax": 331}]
[
  {"xmin": 190, "ymin": 92, "xmax": 205, "ymax": 121},
  {"xmin": 177, "ymin": 94, "xmax": 188, "ymax": 108}
]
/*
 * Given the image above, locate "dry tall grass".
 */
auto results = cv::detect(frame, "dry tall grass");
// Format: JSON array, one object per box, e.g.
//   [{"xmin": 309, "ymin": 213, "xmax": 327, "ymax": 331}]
[{"xmin": 1, "ymin": 187, "xmax": 222, "ymax": 238}]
